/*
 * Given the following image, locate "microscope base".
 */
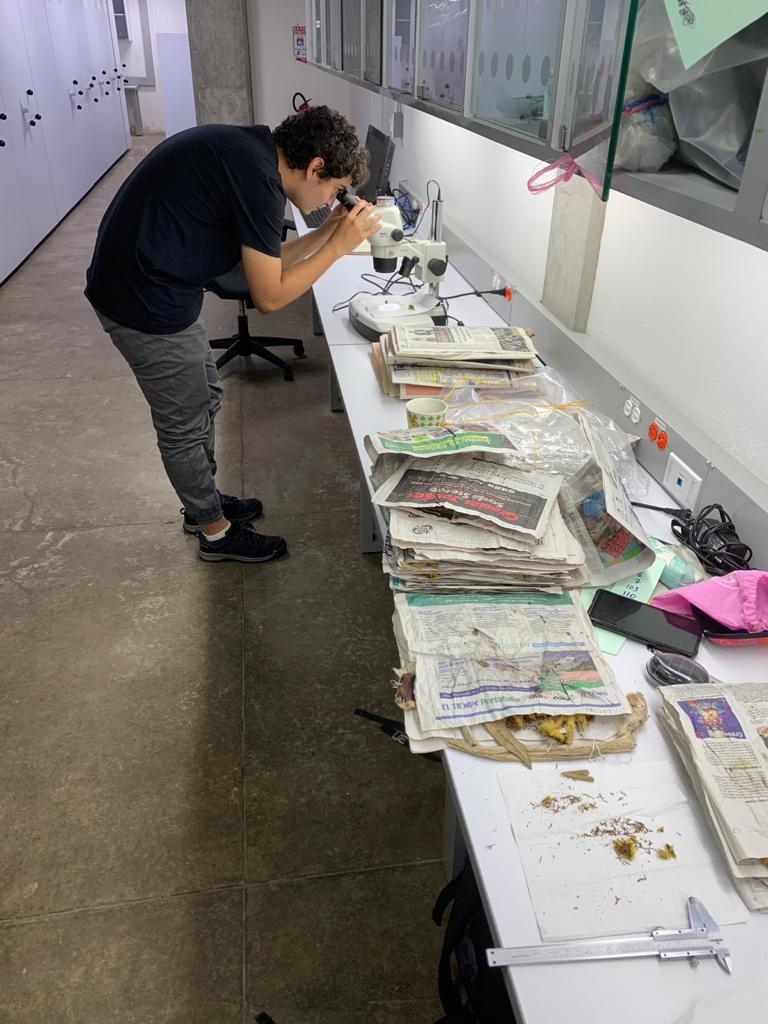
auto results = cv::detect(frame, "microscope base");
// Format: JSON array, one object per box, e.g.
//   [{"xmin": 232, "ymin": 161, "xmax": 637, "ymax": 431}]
[{"xmin": 347, "ymin": 290, "xmax": 442, "ymax": 341}]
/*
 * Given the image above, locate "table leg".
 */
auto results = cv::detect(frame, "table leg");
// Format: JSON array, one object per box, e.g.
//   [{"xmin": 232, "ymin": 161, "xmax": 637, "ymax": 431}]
[
  {"xmin": 329, "ymin": 364, "xmax": 344, "ymax": 413},
  {"xmin": 312, "ymin": 294, "xmax": 323, "ymax": 336},
  {"xmin": 359, "ymin": 476, "xmax": 382, "ymax": 553},
  {"xmin": 443, "ymin": 782, "xmax": 468, "ymax": 881}
]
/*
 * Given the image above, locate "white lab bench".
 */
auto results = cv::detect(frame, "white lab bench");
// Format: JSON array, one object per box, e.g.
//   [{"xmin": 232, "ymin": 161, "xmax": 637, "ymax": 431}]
[{"xmin": 291, "ymin": 204, "xmax": 768, "ymax": 1023}]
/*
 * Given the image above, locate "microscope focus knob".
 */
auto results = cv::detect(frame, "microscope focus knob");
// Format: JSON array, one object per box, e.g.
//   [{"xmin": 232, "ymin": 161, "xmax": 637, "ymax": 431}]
[
  {"xmin": 390, "ymin": 228, "xmax": 404, "ymax": 242},
  {"xmin": 428, "ymin": 258, "xmax": 448, "ymax": 277}
]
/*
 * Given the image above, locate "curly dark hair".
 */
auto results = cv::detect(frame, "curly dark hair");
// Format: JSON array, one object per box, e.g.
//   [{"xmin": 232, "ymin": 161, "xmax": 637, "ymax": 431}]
[{"xmin": 272, "ymin": 106, "xmax": 369, "ymax": 188}]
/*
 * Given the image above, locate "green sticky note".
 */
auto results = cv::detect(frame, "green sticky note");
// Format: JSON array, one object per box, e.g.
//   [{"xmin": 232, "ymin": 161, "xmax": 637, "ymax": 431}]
[
  {"xmin": 662, "ymin": 0, "xmax": 768, "ymax": 68},
  {"xmin": 581, "ymin": 555, "xmax": 666, "ymax": 655}
]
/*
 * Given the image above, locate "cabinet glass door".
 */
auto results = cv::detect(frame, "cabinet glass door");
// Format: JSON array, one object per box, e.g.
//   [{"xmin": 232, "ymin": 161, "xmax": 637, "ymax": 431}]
[
  {"xmin": 470, "ymin": 0, "xmax": 566, "ymax": 144},
  {"xmin": 389, "ymin": 0, "xmax": 416, "ymax": 90},
  {"xmin": 418, "ymin": 0, "xmax": 469, "ymax": 110},
  {"xmin": 557, "ymin": 0, "xmax": 639, "ymax": 199},
  {"xmin": 326, "ymin": 0, "xmax": 342, "ymax": 69},
  {"xmin": 310, "ymin": 0, "xmax": 323, "ymax": 63},
  {"xmin": 342, "ymin": 0, "xmax": 362, "ymax": 75},
  {"xmin": 364, "ymin": 0, "xmax": 383, "ymax": 83}
]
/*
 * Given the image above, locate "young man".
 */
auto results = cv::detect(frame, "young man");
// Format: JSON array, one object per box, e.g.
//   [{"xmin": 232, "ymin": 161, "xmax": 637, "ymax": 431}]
[{"xmin": 85, "ymin": 106, "xmax": 380, "ymax": 563}]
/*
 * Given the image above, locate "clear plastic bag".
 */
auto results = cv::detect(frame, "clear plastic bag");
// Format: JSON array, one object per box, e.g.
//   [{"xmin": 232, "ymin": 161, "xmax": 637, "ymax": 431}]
[
  {"xmin": 443, "ymin": 365, "xmax": 581, "ymax": 409},
  {"xmin": 445, "ymin": 399, "xmax": 590, "ymax": 478},
  {"xmin": 668, "ymin": 60, "xmax": 768, "ymax": 189},
  {"xmin": 444, "ymin": 374, "xmax": 650, "ymax": 495},
  {"xmin": 615, "ymin": 100, "xmax": 677, "ymax": 173},
  {"xmin": 581, "ymin": 409, "xmax": 650, "ymax": 499}
]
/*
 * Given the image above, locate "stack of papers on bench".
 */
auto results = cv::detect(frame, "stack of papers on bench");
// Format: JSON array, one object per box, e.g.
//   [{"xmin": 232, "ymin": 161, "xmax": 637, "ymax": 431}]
[
  {"xmin": 370, "ymin": 324, "xmax": 539, "ymax": 399},
  {"xmin": 366, "ymin": 423, "xmax": 586, "ymax": 592},
  {"xmin": 391, "ymin": 590, "xmax": 649, "ymax": 764},
  {"xmin": 658, "ymin": 682, "xmax": 768, "ymax": 912},
  {"xmin": 366, "ymin": 412, "xmax": 656, "ymax": 595}
]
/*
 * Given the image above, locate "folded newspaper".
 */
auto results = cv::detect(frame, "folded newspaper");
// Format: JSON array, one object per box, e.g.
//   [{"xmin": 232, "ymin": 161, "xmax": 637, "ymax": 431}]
[
  {"xmin": 371, "ymin": 324, "xmax": 540, "ymax": 399},
  {"xmin": 658, "ymin": 682, "xmax": 768, "ymax": 911},
  {"xmin": 366, "ymin": 413, "xmax": 652, "ymax": 594},
  {"xmin": 373, "ymin": 455, "xmax": 561, "ymax": 540},
  {"xmin": 385, "ymin": 324, "xmax": 538, "ymax": 365},
  {"xmin": 364, "ymin": 423, "xmax": 523, "ymax": 462},
  {"xmin": 392, "ymin": 592, "xmax": 646, "ymax": 765},
  {"xmin": 560, "ymin": 412, "xmax": 654, "ymax": 586}
]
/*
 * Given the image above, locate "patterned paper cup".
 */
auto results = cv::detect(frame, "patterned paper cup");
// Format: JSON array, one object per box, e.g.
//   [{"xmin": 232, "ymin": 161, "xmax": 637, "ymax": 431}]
[{"xmin": 406, "ymin": 398, "xmax": 447, "ymax": 428}]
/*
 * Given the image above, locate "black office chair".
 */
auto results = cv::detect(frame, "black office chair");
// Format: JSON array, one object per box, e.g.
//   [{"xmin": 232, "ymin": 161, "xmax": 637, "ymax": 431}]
[{"xmin": 204, "ymin": 265, "xmax": 305, "ymax": 381}]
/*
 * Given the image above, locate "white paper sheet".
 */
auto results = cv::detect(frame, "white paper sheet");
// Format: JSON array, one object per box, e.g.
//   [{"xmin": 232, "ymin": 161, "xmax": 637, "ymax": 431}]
[{"xmin": 497, "ymin": 761, "xmax": 746, "ymax": 941}]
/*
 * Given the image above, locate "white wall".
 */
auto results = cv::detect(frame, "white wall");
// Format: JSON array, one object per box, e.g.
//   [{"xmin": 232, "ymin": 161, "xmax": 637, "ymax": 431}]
[
  {"xmin": 246, "ymin": 0, "xmax": 768, "ymax": 499},
  {"xmin": 119, "ymin": 0, "xmax": 189, "ymax": 132}
]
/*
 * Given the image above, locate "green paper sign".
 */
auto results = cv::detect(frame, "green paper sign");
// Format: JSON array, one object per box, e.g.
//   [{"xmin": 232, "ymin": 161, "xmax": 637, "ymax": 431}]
[{"xmin": 663, "ymin": 1, "xmax": 768, "ymax": 68}]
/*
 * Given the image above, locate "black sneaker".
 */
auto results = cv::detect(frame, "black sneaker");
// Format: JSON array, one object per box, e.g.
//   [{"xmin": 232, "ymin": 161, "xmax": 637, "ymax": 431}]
[
  {"xmin": 198, "ymin": 521, "xmax": 287, "ymax": 563},
  {"xmin": 182, "ymin": 490, "xmax": 263, "ymax": 534}
]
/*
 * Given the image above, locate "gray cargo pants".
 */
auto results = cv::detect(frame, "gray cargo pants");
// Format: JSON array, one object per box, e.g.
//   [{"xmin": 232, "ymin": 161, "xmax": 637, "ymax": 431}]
[{"xmin": 96, "ymin": 312, "xmax": 224, "ymax": 525}]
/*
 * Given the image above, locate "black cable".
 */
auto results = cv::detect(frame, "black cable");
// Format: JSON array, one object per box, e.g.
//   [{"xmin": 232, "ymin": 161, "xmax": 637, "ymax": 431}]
[
  {"xmin": 391, "ymin": 188, "xmax": 419, "ymax": 231},
  {"xmin": 631, "ymin": 501, "xmax": 752, "ymax": 576},
  {"xmin": 438, "ymin": 288, "xmax": 510, "ymax": 301},
  {"xmin": 359, "ymin": 272, "xmax": 418, "ymax": 295}
]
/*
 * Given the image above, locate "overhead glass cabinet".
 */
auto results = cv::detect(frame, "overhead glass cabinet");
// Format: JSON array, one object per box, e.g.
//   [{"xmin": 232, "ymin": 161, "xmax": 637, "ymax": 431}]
[
  {"xmin": 552, "ymin": 0, "xmax": 638, "ymax": 200},
  {"xmin": 388, "ymin": 0, "xmax": 417, "ymax": 91},
  {"xmin": 342, "ymin": 0, "xmax": 362, "ymax": 75},
  {"xmin": 468, "ymin": 0, "xmax": 637, "ymax": 198},
  {"xmin": 470, "ymin": 0, "xmax": 566, "ymax": 144},
  {"xmin": 417, "ymin": 0, "xmax": 470, "ymax": 110},
  {"xmin": 364, "ymin": 0, "xmax": 383, "ymax": 84}
]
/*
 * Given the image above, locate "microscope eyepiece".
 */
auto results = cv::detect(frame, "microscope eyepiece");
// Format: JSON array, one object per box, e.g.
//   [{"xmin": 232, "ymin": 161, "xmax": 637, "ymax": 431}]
[{"xmin": 337, "ymin": 187, "xmax": 358, "ymax": 209}]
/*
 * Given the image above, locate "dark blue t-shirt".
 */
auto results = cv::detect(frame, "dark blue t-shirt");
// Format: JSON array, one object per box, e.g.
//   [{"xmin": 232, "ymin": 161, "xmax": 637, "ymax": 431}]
[{"xmin": 85, "ymin": 124, "xmax": 284, "ymax": 334}]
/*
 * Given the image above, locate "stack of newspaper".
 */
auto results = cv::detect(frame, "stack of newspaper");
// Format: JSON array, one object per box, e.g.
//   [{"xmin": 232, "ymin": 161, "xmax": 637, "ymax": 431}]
[
  {"xmin": 370, "ymin": 324, "xmax": 538, "ymax": 399},
  {"xmin": 658, "ymin": 683, "xmax": 768, "ymax": 912},
  {"xmin": 392, "ymin": 590, "xmax": 647, "ymax": 764},
  {"xmin": 365, "ymin": 417, "xmax": 654, "ymax": 593}
]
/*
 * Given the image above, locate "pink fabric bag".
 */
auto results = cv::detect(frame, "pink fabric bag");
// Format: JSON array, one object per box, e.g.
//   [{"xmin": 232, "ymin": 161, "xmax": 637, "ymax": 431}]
[{"xmin": 651, "ymin": 570, "xmax": 768, "ymax": 633}]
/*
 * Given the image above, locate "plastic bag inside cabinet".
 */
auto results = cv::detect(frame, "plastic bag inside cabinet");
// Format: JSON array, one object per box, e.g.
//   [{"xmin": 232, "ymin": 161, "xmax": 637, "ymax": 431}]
[
  {"xmin": 634, "ymin": 0, "xmax": 768, "ymax": 92},
  {"xmin": 669, "ymin": 59, "xmax": 768, "ymax": 189},
  {"xmin": 630, "ymin": 0, "xmax": 768, "ymax": 187}
]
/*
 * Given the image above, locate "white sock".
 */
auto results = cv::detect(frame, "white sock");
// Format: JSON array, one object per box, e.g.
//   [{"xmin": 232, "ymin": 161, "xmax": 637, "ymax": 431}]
[{"xmin": 203, "ymin": 524, "xmax": 230, "ymax": 542}]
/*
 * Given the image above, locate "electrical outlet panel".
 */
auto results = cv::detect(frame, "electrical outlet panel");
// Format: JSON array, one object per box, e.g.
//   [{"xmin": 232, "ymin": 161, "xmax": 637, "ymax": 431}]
[
  {"xmin": 663, "ymin": 452, "xmax": 703, "ymax": 510},
  {"xmin": 621, "ymin": 394, "xmax": 642, "ymax": 426}
]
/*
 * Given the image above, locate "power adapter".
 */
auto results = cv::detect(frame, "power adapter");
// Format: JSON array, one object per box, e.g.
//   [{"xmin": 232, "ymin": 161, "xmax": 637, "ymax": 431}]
[{"xmin": 633, "ymin": 502, "xmax": 753, "ymax": 576}]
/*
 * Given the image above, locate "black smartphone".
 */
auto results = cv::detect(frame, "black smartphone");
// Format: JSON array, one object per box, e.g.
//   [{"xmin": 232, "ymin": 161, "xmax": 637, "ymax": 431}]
[{"xmin": 587, "ymin": 589, "xmax": 703, "ymax": 657}]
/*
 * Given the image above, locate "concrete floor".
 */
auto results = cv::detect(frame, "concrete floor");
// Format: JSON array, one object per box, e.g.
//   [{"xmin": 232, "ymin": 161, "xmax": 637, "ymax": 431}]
[{"xmin": 0, "ymin": 136, "xmax": 446, "ymax": 1023}]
